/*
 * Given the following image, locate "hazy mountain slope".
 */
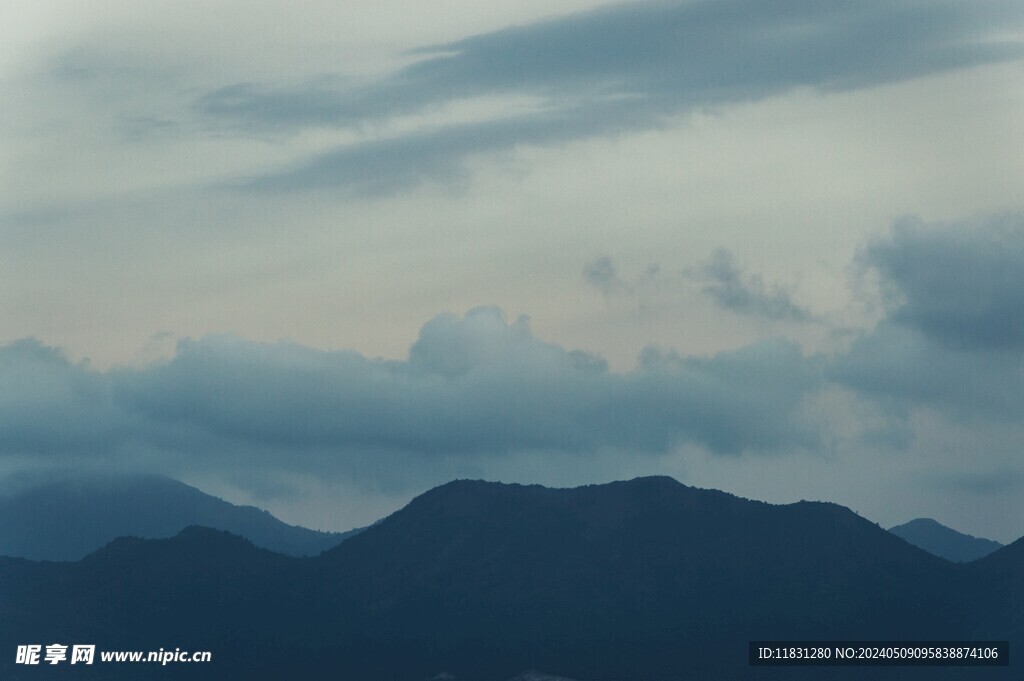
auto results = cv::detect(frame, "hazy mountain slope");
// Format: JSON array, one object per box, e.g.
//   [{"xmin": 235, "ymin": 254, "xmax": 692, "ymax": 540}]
[
  {"xmin": 0, "ymin": 475, "xmax": 356, "ymax": 559},
  {"xmin": 889, "ymin": 518, "xmax": 1003, "ymax": 562}
]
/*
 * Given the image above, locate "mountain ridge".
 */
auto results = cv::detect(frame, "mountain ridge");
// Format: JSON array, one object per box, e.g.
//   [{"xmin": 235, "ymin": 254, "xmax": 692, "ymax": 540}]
[
  {"xmin": 1, "ymin": 476, "xmax": 1020, "ymax": 680},
  {"xmin": 0, "ymin": 473, "xmax": 359, "ymax": 559}
]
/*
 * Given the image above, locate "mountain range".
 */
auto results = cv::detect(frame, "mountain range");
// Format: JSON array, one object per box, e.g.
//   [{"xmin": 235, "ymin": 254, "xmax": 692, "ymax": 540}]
[
  {"xmin": 0, "ymin": 474, "xmax": 357, "ymax": 560},
  {"xmin": 1, "ymin": 476, "xmax": 1020, "ymax": 679},
  {"xmin": 889, "ymin": 517, "xmax": 1003, "ymax": 563},
  {"xmin": 1, "ymin": 473, "xmax": 1002, "ymax": 565}
]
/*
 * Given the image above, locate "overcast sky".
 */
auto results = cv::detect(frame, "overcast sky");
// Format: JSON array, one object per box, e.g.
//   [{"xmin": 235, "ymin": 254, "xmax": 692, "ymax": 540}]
[{"xmin": 2, "ymin": 0, "xmax": 1023, "ymax": 541}]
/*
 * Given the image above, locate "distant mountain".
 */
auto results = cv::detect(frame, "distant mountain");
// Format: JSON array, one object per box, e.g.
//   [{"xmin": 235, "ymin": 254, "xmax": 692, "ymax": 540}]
[
  {"xmin": 890, "ymin": 517, "xmax": 1003, "ymax": 562},
  {"xmin": 0, "ymin": 476, "xmax": 1020, "ymax": 680},
  {"xmin": 0, "ymin": 474, "xmax": 358, "ymax": 559}
]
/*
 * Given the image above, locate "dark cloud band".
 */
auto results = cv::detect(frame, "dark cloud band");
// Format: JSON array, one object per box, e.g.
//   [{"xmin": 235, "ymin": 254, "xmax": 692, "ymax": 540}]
[
  {"xmin": 197, "ymin": 0, "xmax": 1024, "ymax": 194},
  {"xmin": 0, "ymin": 308, "xmax": 822, "ymax": 477}
]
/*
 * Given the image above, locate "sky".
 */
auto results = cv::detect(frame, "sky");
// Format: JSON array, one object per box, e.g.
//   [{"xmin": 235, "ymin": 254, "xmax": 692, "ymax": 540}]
[{"xmin": 2, "ymin": 0, "xmax": 1023, "ymax": 541}]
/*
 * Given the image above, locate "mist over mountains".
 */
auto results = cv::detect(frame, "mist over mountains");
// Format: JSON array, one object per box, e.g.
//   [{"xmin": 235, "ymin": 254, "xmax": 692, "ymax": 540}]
[
  {"xmin": 0, "ymin": 474, "xmax": 357, "ymax": 560},
  {"xmin": 1, "ymin": 476, "xmax": 1020, "ymax": 679}
]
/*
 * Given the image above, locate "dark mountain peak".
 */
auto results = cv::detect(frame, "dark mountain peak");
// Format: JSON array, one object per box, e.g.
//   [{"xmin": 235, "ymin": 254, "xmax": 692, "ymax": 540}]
[
  {"xmin": 361, "ymin": 477, "xmax": 879, "ymax": 546},
  {"xmin": 75, "ymin": 529, "xmax": 281, "ymax": 579},
  {"xmin": 422, "ymin": 474, "xmax": 683, "ymax": 493},
  {"xmin": 607, "ymin": 474, "xmax": 683, "ymax": 488},
  {"xmin": 427, "ymin": 477, "xmax": 537, "ymax": 495},
  {"xmin": 373, "ymin": 475, "xmax": 730, "ymax": 537},
  {"xmin": 786, "ymin": 498, "xmax": 867, "ymax": 523},
  {"xmin": 890, "ymin": 517, "xmax": 1003, "ymax": 563},
  {"xmin": 325, "ymin": 475, "xmax": 928, "ymax": 585},
  {"xmin": 83, "ymin": 525, "xmax": 260, "ymax": 563},
  {"xmin": 414, "ymin": 475, "xmax": 717, "ymax": 506},
  {"xmin": 174, "ymin": 524, "xmax": 257, "ymax": 546}
]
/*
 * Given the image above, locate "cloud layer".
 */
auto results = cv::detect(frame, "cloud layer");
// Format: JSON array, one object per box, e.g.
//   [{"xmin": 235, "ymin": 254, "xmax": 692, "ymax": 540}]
[
  {"xmin": 0, "ymin": 308, "xmax": 823, "ymax": 481},
  {"xmin": 3, "ymin": 215, "xmax": 1024, "ymax": 529},
  {"xmin": 195, "ymin": 0, "xmax": 1024, "ymax": 194}
]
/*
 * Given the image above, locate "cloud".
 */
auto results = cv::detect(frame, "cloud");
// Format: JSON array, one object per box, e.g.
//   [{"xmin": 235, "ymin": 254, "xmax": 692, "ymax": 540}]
[
  {"xmin": 4, "ymin": 217, "xmax": 1023, "ymax": 494},
  {"xmin": 117, "ymin": 307, "xmax": 823, "ymax": 457},
  {"xmin": 833, "ymin": 214, "xmax": 1024, "ymax": 421},
  {"xmin": 693, "ymin": 249, "xmax": 812, "ymax": 322},
  {"xmin": 584, "ymin": 216, "xmax": 1024, "ymax": 444},
  {"xmin": 831, "ymin": 322, "xmax": 1024, "ymax": 421},
  {"xmin": 0, "ymin": 308, "xmax": 825, "ymax": 487},
  {"xmin": 860, "ymin": 214, "xmax": 1024, "ymax": 351},
  {"xmin": 238, "ymin": 97, "xmax": 656, "ymax": 195},
  {"xmin": 0, "ymin": 340, "xmax": 124, "ymax": 457},
  {"xmin": 583, "ymin": 256, "xmax": 622, "ymax": 296},
  {"xmin": 583, "ymin": 256, "xmax": 662, "ymax": 299},
  {"xmin": 197, "ymin": 0, "xmax": 1024, "ymax": 193},
  {"xmin": 583, "ymin": 252, "xmax": 814, "ymax": 325},
  {"xmin": 928, "ymin": 467, "xmax": 1024, "ymax": 496}
]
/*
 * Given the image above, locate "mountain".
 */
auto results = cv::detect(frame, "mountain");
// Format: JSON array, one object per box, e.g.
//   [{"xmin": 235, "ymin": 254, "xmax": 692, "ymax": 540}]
[
  {"xmin": 0, "ymin": 474, "xmax": 358, "ymax": 559},
  {"xmin": 963, "ymin": 535, "xmax": 1024, "ymax": 645},
  {"xmin": 0, "ymin": 476, "xmax": 1019, "ymax": 680},
  {"xmin": 889, "ymin": 518, "xmax": 1003, "ymax": 563},
  {"xmin": 314, "ymin": 477, "xmax": 983, "ymax": 679}
]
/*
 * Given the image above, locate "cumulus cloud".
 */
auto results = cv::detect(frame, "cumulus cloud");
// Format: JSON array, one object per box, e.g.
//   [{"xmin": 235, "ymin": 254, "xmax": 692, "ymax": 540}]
[
  {"xmin": 833, "ymin": 214, "xmax": 1024, "ymax": 421},
  {"xmin": 197, "ymin": 0, "xmax": 1024, "ymax": 194},
  {"xmin": 860, "ymin": 214, "xmax": 1024, "ymax": 351},
  {"xmin": 119, "ymin": 307, "xmax": 823, "ymax": 457},
  {"xmin": 0, "ymin": 308, "xmax": 825, "ymax": 486}
]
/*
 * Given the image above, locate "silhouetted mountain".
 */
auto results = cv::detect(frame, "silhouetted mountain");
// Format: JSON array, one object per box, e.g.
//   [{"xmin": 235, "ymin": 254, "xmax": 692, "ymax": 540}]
[
  {"xmin": 0, "ymin": 477, "xmax": 1019, "ymax": 680},
  {"xmin": 0, "ymin": 474, "xmax": 358, "ymax": 559},
  {"xmin": 964, "ymin": 536, "xmax": 1024, "ymax": 645},
  {"xmin": 889, "ymin": 518, "xmax": 1002, "ymax": 563},
  {"xmin": 314, "ymin": 477, "xmax": 991, "ymax": 679}
]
